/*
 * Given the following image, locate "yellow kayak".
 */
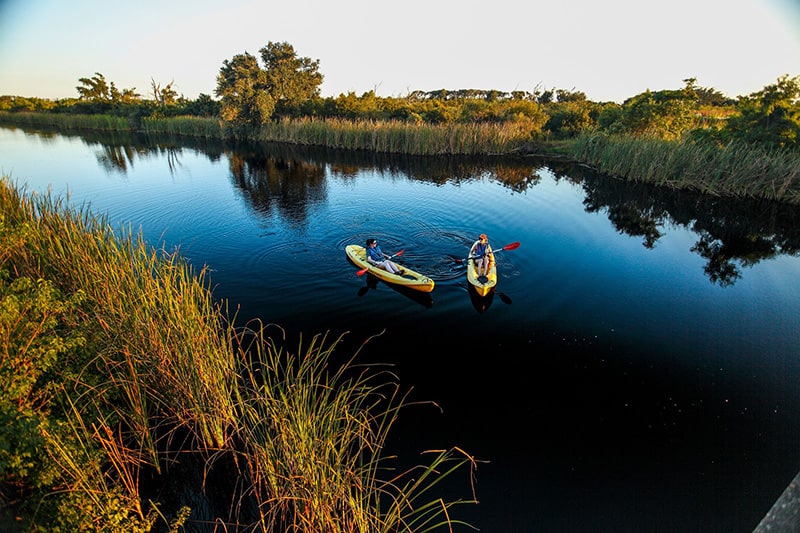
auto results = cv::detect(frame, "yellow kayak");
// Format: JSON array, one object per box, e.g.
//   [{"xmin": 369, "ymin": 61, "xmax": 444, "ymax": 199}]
[
  {"xmin": 465, "ymin": 241, "xmax": 519, "ymax": 297},
  {"xmin": 467, "ymin": 253, "xmax": 497, "ymax": 297},
  {"xmin": 346, "ymin": 245, "xmax": 435, "ymax": 293}
]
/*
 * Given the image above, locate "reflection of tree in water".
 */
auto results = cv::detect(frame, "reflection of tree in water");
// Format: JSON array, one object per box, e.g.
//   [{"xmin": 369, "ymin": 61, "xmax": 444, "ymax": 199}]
[
  {"xmin": 227, "ymin": 145, "xmax": 327, "ymax": 227},
  {"xmin": 268, "ymin": 144, "xmax": 546, "ymax": 191},
  {"xmin": 18, "ymin": 125, "xmax": 799, "ymax": 286},
  {"xmin": 96, "ymin": 143, "xmax": 196, "ymax": 175},
  {"xmin": 96, "ymin": 144, "xmax": 136, "ymax": 173},
  {"xmin": 491, "ymin": 163, "xmax": 543, "ymax": 192},
  {"xmin": 23, "ymin": 126, "xmax": 225, "ymax": 176},
  {"xmin": 686, "ymin": 200, "xmax": 796, "ymax": 287},
  {"xmin": 550, "ymin": 159, "xmax": 800, "ymax": 286}
]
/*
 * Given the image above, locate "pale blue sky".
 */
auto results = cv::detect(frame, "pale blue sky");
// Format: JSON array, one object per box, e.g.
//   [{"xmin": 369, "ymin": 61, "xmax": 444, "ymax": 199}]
[{"xmin": 0, "ymin": 0, "xmax": 797, "ymax": 103}]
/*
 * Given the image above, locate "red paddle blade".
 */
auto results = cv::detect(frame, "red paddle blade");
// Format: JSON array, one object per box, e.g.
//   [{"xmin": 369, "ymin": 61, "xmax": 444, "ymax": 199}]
[
  {"xmin": 356, "ymin": 267, "xmax": 369, "ymax": 276},
  {"xmin": 394, "ymin": 249, "xmax": 405, "ymax": 257},
  {"xmin": 502, "ymin": 242, "xmax": 520, "ymax": 251}
]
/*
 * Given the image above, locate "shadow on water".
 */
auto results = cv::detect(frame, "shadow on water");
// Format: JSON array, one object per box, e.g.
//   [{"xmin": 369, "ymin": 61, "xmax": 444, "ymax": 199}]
[
  {"xmin": 468, "ymin": 285, "xmax": 495, "ymax": 313},
  {"xmin": 356, "ymin": 272, "xmax": 434, "ymax": 309},
  {"xmin": 497, "ymin": 291, "xmax": 512, "ymax": 305},
  {"xmin": 467, "ymin": 286, "xmax": 513, "ymax": 313}
]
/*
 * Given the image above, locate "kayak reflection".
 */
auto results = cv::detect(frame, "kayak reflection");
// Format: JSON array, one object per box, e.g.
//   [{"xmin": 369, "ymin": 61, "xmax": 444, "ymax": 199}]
[
  {"xmin": 468, "ymin": 283, "xmax": 495, "ymax": 313},
  {"xmin": 357, "ymin": 273, "xmax": 434, "ymax": 308},
  {"xmin": 467, "ymin": 285, "xmax": 513, "ymax": 313}
]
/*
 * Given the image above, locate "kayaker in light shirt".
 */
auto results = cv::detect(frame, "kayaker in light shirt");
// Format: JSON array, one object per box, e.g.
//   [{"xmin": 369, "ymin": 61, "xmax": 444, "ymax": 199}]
[
  {"xmin": 365, "ymin": 238, "xmax": 404, "ymax": 274},
  {"xmin": 469, "ymin": 233, "xmax": 493, "ymax": 277}
]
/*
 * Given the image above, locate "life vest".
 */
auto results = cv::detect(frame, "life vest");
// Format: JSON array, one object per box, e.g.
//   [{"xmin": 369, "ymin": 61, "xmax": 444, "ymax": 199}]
[
  {"xmin": 366, "ymin": 245, "xmax": 383, "ymax": 262},
  {"xmin": 473, "ymin": 242, "xmax": 489, "ymax": 257}
]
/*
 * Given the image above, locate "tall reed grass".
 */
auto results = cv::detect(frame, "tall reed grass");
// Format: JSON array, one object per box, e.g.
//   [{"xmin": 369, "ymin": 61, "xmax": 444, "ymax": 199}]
[
  {"xmin": 141, "ymin": 116, "xmax": 223, "ymax": 138},
  {"xmin": 234, "ymin": 328, "xmax": 478, "ymax": 532},
  {"xmin": 258, "ymin": 117, "xmax": 530, "ymax": 155},
  {"xmin": 0, "ymin": 111, "xmax": 531, "ymax": 155},
  {"xmin": 570, "ymin": 133, "xmax": 800, "ymax": 204},
  {"xmin": 0, "ymin": 110, "xmax": 130, "ymax": 130},
  {"xmin": 0, "ymin": 176, "xmax": 476, "ymax": 531}
]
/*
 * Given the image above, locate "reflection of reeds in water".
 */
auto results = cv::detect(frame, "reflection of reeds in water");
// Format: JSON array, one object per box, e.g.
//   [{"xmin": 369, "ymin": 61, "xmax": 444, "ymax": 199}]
[
  {"xmin": 1, "ymin": 177, "xmax": 476, "ymax": 531},
  {"xmin": 571, "ymin": 133, "xmax": 800, "ymax": 204}
]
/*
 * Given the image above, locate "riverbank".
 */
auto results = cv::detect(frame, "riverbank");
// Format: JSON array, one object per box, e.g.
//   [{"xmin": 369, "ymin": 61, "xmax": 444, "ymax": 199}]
[{"xmin": 1, "ymin": 111, "xmax": 799, "ymax": 205}]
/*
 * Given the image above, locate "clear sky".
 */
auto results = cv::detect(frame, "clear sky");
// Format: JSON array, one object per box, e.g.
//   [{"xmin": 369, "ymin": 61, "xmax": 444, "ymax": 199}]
[{"xmin": 0, "ymin": 0, "xmax": 797, "ymax": 104}]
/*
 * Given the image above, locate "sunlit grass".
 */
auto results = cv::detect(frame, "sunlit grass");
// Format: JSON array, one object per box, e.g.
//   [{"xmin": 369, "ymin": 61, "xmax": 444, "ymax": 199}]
[
  {"xmin": 569, "ymin": 133, "xmax": 800, "ymax": 204},
  {"xmin": 257, "ymin": 117, "xmax": 530, "ymax": 155},
  {"xmin": 4, "ymin": 111, "xmax": 799, "ymax": 204},
  {"xmin": 0, "ymin": 110, "xmax": 129, "ymax": 130},
  {"xmin": 233, "ymin": 327, "xmax": 479, "ymax": 532},
  {"xmin": 142, "ymin": 116, "xmax": 223, "ymax": 138},
  {"xmin": 0, "ymin": 111, "xmax": 531, "ymax": 155}
]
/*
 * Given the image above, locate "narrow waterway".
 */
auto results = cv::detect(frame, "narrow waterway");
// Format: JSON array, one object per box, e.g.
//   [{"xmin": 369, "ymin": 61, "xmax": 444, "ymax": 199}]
[{"xmin": 2, "ymin": 125, "xmax": 799, "ymax": 532}]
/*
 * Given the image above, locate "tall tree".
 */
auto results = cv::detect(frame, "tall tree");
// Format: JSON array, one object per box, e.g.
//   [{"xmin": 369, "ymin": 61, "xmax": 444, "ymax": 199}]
[
  {"xmin": 215, "ymin": 52, "xmax": 274, "ymax": 127},
  {"xmin": 216, "ymin": 42, "xmax": 323, "ymax": 125},
  {"xmin": 259, "ymin": 41, "xmax": 323, "ymax": 117},
  {"xmin": 76, "ymin": 72, "xmax": 139, "ymax": 103},
  {"xmin": 76, "ymin": 72, "xmax": 112, "ymax": 101}
]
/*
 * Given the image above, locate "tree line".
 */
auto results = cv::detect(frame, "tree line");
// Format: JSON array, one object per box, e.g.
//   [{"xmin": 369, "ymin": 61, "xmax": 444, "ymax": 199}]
[{"xmin": 1, "ymin": 41, "xmax": 798, "ymax": 150}]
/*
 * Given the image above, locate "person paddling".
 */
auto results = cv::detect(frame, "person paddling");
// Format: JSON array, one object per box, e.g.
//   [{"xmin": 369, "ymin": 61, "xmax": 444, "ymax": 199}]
[
  {"xmin": 365, "ymin": 238, "xmax": 404, "ymax": 274},
  {"xmin": 469, "ymin": 233, "xmax": 494, "ymax": 277}
]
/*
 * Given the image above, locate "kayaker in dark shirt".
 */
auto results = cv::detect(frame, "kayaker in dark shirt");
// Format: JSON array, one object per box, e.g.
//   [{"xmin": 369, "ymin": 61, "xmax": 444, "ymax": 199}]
[
  {"xmin": 365, "ymin": 238, "xmax": 403, "ymax": 274},
  {"xmin": 469, "ymin": 233, "xmax": 494, "ymax": 277}
]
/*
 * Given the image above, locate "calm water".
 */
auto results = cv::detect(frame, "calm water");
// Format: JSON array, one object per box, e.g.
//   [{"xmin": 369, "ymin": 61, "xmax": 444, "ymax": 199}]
[{"xmin": 3, "ymin": 125, "xmax": 800, "ymax": 532}]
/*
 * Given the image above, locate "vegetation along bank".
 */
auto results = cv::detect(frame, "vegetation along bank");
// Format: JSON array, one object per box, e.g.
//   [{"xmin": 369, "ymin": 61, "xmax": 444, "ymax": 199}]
[
  {"xmin": 0, "ymin": 176, "xmax": 477, "ymax": 531},
  {"xmin": 1, "ymin": 41, "xmax": 798, "ymax": 204}
]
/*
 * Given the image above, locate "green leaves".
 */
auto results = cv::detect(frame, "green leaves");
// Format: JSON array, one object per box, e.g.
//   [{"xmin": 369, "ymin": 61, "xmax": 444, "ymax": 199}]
[
  {"xmin": 725, "ymin": 74, "xmax": 800, "ymax": 149},
  {"xmin": 216, "ymin": 42, "xmax": 324, "ymax": 126},
  {"xmin": 216, "ymin": 52, "xmax": 274, "ymax": 127}
]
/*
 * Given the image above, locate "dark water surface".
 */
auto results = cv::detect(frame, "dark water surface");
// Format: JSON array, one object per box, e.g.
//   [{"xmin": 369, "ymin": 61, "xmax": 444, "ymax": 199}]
[{"xmin": 2, "ymin": 125, "xmax": 800, "ymax": 532}]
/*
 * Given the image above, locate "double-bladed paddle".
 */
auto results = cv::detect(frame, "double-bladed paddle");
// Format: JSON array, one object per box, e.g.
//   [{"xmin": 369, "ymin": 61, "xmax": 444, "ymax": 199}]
[
  {"xmin": 356, "ymin": 249, "xmax": 405, "ymax": 276},
  {"xmin": 457, "ymin": 241, "xmax": 520, "ymax": 263}
]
